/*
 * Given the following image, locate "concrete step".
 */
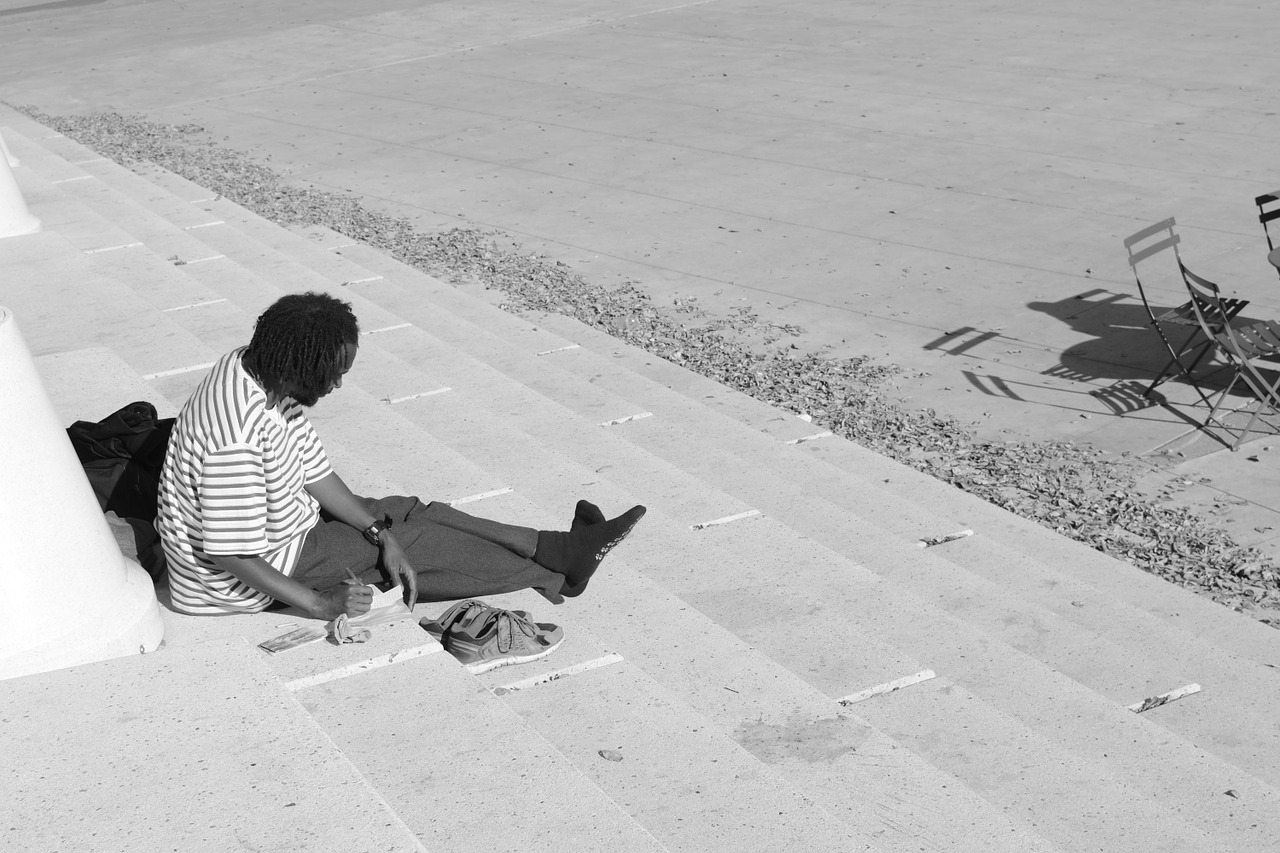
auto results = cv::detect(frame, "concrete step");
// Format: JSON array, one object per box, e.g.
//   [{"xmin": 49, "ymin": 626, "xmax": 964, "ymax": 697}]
[
  {"xmin": 0, "ymin": 228, "xmax": 219, "ymax": 376},
  {"xmin": 301, "ymin": 622, "xmax": 878, "ymax": 853},
  {"xmin": 2, "ymin": 637, "xmax": 427, "ymax": 852},
  {"xmin": 293, "ymin": 645, "xmax": 674, "ymax": 853}
]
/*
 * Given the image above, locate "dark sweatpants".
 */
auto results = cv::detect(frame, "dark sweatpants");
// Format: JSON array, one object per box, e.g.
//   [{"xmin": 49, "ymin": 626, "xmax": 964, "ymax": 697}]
[{"xmin": 291, "ymin": 496, "xmax": 565, "ymax": 604}]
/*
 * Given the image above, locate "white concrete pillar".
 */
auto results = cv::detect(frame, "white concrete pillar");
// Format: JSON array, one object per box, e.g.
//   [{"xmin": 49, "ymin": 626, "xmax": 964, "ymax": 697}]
[
  {"xmin": 0, "ymin": 130, "xmax": 20, "ymax": 167},
  {"xmin": 0, "ymin": 132, "xmax": 40, "ymax": 239},
  {"xmin": 0, "ymin": 307, "xmax": 164, "ymax": 681}
]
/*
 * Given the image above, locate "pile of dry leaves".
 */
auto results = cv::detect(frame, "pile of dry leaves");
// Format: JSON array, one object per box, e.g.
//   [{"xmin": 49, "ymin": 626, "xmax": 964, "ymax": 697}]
[{"xmin": 21, "ymin": 108, "xmax": 1279, "ymax": 625}]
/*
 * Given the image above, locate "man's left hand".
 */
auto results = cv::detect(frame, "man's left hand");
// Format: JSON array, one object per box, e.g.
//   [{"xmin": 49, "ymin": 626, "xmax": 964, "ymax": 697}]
[{"xmin": 380, "ymin": 532, "xmax": 418, "ymax": 612}]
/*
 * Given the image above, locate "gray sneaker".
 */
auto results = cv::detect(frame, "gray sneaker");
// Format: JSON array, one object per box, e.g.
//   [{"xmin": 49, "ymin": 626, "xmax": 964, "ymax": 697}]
[{"xmin": 422, "ymin": 601, "xmax": 565, "ymax": 674}]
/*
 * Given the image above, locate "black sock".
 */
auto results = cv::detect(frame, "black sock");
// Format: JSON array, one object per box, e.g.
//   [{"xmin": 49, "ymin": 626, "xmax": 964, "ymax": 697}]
[
  {"xmin": 571, "ymin": 499, "xmax": 606, "ymax": 533},
  {"xmin": 536, "ymin": 504, "xmax": 646, "ymax": 588}
]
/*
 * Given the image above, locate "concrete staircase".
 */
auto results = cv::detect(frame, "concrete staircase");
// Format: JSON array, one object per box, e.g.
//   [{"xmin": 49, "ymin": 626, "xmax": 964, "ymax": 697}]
[{"xmin": 3, "ymin": 103, "xmax": 1280, "ymax": 852}]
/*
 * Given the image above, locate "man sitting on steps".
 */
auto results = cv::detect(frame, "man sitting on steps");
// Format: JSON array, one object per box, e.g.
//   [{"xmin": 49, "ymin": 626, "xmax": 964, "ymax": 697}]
[{"xmin": 155, "ymin": 290, "xmax": 645, "ymax": 619}]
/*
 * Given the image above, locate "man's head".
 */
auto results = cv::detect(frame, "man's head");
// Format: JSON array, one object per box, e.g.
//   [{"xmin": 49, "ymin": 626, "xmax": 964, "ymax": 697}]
[{"xmin": 247, "ymin": 292, "xmax": 359, "ymax": 406}]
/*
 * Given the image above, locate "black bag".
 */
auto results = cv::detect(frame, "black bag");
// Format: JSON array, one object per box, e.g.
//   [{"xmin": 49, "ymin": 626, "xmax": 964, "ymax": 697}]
[{"xmin": 66, "ymin": 401, "xmax": 174, "ymax": 522}]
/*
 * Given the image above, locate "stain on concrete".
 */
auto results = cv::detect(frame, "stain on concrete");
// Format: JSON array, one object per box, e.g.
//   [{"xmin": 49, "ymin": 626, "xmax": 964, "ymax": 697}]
[{"xmin": 735, "ymin": 713, "xmax": 872, "ymax": 766}]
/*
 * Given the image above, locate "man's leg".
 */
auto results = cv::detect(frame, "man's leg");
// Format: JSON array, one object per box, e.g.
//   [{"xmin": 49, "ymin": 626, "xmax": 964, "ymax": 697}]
[
  {"xmin": 410, "ymin": 499, "xmax": 539, "ymax": 557},
  {"xmin": 293, "ymin": 495, "xmax": 644, "ymax": 603},
  {"xmin": 295, "ymin": 496, "xmax": 567, "ymax": 602}
]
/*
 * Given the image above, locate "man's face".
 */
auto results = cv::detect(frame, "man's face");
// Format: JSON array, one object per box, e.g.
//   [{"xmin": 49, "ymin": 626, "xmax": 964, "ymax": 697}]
[
  {"xmin": 324, "ymin": 341, "xmax": 359, "ymax": 399},
  {"xmin": 293, "ymin": 341, "xmax": 358, "ymax": 406}
]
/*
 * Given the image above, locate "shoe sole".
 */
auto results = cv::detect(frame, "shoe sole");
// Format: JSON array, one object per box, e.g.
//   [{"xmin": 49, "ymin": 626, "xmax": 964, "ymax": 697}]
[{"xmin": 463, "ymin": 633, "xmax": 566, "ymax": 675}]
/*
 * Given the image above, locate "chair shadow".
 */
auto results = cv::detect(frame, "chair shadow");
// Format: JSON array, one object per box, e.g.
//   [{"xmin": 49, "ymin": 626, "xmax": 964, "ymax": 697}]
[
  {"xmin": 1025, "ymin": 287, "xmax": 1276, "ymax": 387},
  {"xmin": 919, "ymin": 287, "xmax": 1280, "ymax": 444},
  {"xmin": 1025, "ymin": 288, "xmax": 1188, "ymax": 383}
]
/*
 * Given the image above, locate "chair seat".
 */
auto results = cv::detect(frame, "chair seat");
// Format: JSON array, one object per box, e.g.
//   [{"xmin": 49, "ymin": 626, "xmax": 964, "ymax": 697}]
[
  {"xmin": 1218, "ymin": 319, "xmax": 1280, "ymax": 361},
  {"xmin": 1154, "ymin": 296, "xmax": 1247, "ymax": 328}
]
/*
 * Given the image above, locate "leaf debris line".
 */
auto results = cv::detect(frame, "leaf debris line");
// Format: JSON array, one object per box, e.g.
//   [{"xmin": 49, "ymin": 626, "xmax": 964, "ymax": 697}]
[{"xmin": 23, "ymin": 107, "xmax": 1279, "ymax": 628}]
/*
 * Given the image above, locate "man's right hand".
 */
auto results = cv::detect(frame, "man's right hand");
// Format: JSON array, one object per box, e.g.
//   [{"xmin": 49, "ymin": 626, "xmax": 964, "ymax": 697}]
[{"xmin": 312, "ymin": 580, "xmax": 373, "ymax": 621}]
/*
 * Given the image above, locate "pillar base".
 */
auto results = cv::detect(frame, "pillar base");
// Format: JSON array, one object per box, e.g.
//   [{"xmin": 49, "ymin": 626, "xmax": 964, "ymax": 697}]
[{"xmin": 0, "ymin": 556, "xmax": 164, "ymax": 682}]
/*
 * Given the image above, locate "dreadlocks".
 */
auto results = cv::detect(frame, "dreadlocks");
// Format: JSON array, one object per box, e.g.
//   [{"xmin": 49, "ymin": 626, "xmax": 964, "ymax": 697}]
[{"xmin": 246, "ymin": 292, "xmax": 359, "ymax": 406}]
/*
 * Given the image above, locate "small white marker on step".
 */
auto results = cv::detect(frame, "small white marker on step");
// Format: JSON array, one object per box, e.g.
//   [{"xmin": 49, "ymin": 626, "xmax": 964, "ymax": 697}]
[
  {"xmin": 343, "ymin": 276, "xmax": 383, "ymax": 285},
  {"xmin": 51, "ymin": 175, "xmax": 94, "ymax": 184},
  {"xmin": 163, "ymin": 298, "xmax": 228, "ymax": 312},
  {"xmin": 448, "ymin": 487, "xmax": 513, "ymax": 506},
  {"xmin": 691, "ymin": 509, "xmax": 761, "ymax": 530},
  {"xmin": 143, "ymin": 362, "xmax": 215, "ymax": 380},
  {"xmin": 362, "ymin": 323, "xmax": 411, "ymax": 336},
  {"xmin": 181, "ymin": 254, "xmax": 226, "ymax": 265},
  {"xmin": 536, "ymin": 344, "xmax": 581, "ymax": 356},
  {"xmin": 83, "ymin": 242, "xmax": 142, "ymax": 254},
  {"xmin": 493, "ymin": 653, "xmax": 625, "ymax": 695},
  {"xmin": 839, "ymin": 669, "xmax": 936, "ymax": 705},
  {"xmin": 183, "ymin": 220, "xmax": 225, "ymax": 230},
  {"xmin": 918, "ymin": 529, "xmax": 973, "ymax": 548},
  {"xmin": 599, "ymin": 412, "xmax": 652, "ymax": 427},
  {"xmin": 786, "ymin": 431, "xmax": 833, "ymax": 445},
  {"xmin": 385, "ymin": 387, "xmax": 451, "ymax": 404},
  {"xmin": 1127, "ymin": 683, "xmax": 1201, "ymax": 713},
  {"xmin": 283, "ymin": 644, "xmax": 443, "ymax": 691}
]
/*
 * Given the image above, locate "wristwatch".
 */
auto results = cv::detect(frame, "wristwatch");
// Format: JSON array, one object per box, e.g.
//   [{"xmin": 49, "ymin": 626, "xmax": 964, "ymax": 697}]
[{"xmin": 362, "ymin": 513, "xmax": 393, "ymax": 547}]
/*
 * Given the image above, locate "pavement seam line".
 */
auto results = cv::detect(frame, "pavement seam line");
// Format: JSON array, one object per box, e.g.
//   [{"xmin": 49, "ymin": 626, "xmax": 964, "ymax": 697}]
[
  {"xmin": 448, "ymin": 487, "xmax": 514, "ymax": 506},
  {"xmin": 691, "ymin": 509, "xmax": 761, "ymax": 530},
  {"xmin": 1128, "ymin": 683, "xmax": 1202, "ymax": 713},
  {"xmin": 386, "ymin": 387, "xmax": 452, "ymax": 404},
  {"xmin": 492, "ymin": 653, "xmax": 626, "ymax": 695},
  {"xmin": 283, "ymin": 643, "xmax": 443, "ymax": 692},
  {"xmin": 838, "ymin": 669, "xmax": 937, "ymax": 705},
  {"xmin": 600, "ymin": 411, "xmax": 653, "ymax": 426}
]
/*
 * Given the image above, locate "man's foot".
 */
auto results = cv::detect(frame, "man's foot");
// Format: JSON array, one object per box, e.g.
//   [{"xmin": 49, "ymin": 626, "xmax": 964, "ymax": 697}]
[
  {"xmin": 536, "ymin": 504, "xmax": 647, "ymax": 588},
  {"xmin": 571, "ymin": 499, "xmax": 606, "ymax": 533}
]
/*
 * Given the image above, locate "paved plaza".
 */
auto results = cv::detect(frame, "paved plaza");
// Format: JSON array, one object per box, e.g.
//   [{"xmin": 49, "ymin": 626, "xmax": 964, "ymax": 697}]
[{"xmin": 3, "ymin": 1, "xmax": 1280, "ymax": 545}]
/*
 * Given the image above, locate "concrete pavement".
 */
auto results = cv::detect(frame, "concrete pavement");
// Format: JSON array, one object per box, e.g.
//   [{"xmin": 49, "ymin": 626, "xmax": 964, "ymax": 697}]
[{"xmin": 2, "ymin": 2, "xmax": 1279, "ymax": 551}]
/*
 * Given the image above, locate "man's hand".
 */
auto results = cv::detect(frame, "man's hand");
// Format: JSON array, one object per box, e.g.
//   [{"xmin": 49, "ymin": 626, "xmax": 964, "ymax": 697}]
[
  {"xmin": 379, "ymin": 532, "xmax": 418, "ymax": 612},
  {"xmin": 312, "ymin": 580, "xmax": 373, "ymax": 621}
]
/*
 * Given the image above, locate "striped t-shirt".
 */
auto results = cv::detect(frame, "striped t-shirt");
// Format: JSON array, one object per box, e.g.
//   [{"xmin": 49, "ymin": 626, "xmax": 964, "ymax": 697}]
[{"xmin": 156, "ymin": 347, "xmax": 332, "ymax": 614}]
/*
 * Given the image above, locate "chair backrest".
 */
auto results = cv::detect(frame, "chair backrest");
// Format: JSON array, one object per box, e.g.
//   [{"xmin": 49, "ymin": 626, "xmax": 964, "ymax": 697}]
[
  {"xmin": 1257, "ymin": 190, "xmax": 1280, "ymax": 251},
  {"xmin": 1123, "ymin": 217, "xmax": 1182, "ymax": 323},
  {"xmin": 1180, "ymin": 260, "xmax": 1246, "ymax": 359}
]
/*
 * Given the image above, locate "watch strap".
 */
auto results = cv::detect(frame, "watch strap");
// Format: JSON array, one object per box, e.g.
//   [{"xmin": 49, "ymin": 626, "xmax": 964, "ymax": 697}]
[{"xmin": 362, "ymin": 513, "xmax": 393, "ymax": 547}]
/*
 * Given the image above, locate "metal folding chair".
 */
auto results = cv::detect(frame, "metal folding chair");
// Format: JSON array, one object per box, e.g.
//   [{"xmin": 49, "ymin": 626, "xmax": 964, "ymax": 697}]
[
  {"xmin": 1182, "ymin": 263, "xmax": 1280, "ymax": 450},
  {"xmin": 1122, "ymin": 218, "xmax": 1248, "ymax": 404},
  {"xmin": 1256, "ymin": 189, "xmax": 1280, "ymax": 280}
]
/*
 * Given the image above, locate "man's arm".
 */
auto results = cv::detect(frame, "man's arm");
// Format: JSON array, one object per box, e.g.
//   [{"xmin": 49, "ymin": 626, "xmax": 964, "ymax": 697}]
[
  {"xmin": 304, "ymin": 472, "xmax": 418, "ymax": 608},
  {"xmin": 305, "ymin": 471, "xmax": 382, "ymax": 529},
  {"xmin": 211, "ymin": 553, "xmax": 371, "ymax": 621}
]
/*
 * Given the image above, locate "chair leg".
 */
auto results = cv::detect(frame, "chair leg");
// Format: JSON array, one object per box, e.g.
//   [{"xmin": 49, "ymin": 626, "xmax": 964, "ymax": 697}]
[
  {"xmin": 1229, "ymin": 371, "xmax": 1280, "ymax": 450},
  {"xmin": 1144, "ymin": 327, "xmax": 1212, "ymax": 405},
  {"xmin": 1203, "ymin": 372, "xmax": 1242, "ymax": 433}
]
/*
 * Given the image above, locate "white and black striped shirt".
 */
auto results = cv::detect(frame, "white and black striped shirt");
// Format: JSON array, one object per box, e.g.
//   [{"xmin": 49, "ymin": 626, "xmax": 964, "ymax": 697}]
[{"xmin": 156, "ymin": 348, "xmax": 331, "ymax": 614}]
